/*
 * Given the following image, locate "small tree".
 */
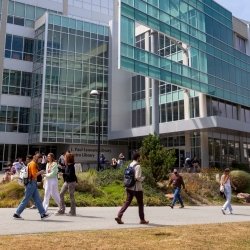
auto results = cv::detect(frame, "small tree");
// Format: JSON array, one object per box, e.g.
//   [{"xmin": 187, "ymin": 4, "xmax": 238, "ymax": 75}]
[{"xmin": 140, "ymin": 132, "xmax": 177, "ymax": 182}]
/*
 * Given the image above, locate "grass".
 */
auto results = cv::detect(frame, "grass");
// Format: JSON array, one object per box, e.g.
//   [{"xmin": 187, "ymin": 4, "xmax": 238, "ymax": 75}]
[{"xmin": 0, "ymin": 222, "xmax": 250, "ymax": 249}]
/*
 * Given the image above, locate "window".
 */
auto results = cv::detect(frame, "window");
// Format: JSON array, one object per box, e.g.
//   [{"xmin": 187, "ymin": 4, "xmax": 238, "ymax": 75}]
[
  {"xmin": 236, "ymin": 36, "xmax": 246, "ymax": 54},
  {"xmin": 7, "ymin": 1, "xmax": 62, "ymax": 28},
  {"xmin": 2, "ymin": 69, "xmax": 31, "ymax": 96},
  {"xmin": 0, "ymin": 105, "xmax": 29, "ymax": 133},
  {"xmin": 4, "ymin": 34, "xmax": 34, "ymax": 62}
]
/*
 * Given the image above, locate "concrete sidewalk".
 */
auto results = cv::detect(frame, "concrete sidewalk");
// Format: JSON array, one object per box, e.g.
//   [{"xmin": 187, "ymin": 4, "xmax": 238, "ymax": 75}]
[{"xmin": 0, "ymin": 206, "xmax": 250, "ymax": 235}]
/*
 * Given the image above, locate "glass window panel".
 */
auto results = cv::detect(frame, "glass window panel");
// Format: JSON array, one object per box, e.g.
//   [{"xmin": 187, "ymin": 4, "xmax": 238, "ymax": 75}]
[
  {"xmin": 26, "ymin": 5, "xmax": 35, "ymax": 19},
  {"xmin": 36, "ymin": 7, "xmax": 46, "ymax": 19},
  {"xmin": 5, "ymin": 34, "xmax": 12, "ymax": 50},
  {"xmin": 25, "ymin": 19, "xmax": 34, "ymax": 28},
  {"xmin": 14, "ymin": 2, "xmax": 25, "ymax": 17},
  {"xmin": 14, "ymin": 17, "xmax": 24, "ymax": 26},
  {"xmin": 12, "ymin": 36, "xmax": 23, "ymax": 52}
]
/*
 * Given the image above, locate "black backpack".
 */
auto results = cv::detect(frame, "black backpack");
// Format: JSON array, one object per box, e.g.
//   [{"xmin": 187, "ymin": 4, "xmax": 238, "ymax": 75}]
[{"xmin": 123, "ymin": 163, "xmax": 138, "ymax": 188}]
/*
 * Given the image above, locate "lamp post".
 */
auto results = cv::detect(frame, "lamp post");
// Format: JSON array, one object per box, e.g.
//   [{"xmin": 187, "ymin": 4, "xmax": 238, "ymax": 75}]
[
  {"xmin": 90, "ymin": 90, "xmax": 101, "ymax": 171},
  {"xmin": 194, "ymin": 131, "xmax": 197, "ymax": 158}
]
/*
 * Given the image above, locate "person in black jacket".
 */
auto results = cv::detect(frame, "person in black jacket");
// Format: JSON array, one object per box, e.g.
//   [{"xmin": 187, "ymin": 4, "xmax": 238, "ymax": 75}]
[{"xmin": 55, "ymin": 152, "xmax": 77, "ymax": 216}]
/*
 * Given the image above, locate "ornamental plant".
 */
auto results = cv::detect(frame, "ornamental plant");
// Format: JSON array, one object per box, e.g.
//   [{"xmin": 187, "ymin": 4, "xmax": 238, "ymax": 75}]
[{"xmin": 139, "ymin": 132, "xmax": 177, "ymax": 183}]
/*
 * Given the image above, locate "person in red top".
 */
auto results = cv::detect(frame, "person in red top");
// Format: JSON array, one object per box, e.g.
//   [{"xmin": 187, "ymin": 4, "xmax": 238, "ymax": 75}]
[
  {"xmin": 13, "ymin": 153, "xmax": 51, "ymax": 220},
  {"xmin": 167, "ymin": 168, "xmax": 185, "ymax": 209}
]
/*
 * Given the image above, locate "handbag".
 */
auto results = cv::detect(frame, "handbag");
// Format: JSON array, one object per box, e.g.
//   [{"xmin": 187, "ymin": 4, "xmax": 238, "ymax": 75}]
[{"xmin": 220, "ymin": 184, "xmax": 224, "ymax": 193}]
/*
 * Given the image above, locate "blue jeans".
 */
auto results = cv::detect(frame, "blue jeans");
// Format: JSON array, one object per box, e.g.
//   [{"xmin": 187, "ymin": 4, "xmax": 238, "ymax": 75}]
[
  {"xmin": 172, "ymin": 188, "xmax": 183, "ymax": 206},
  {"xmin": 16, "ymin": 180, "xmax": 46, "ymax": 215},
  {"xmin": 222, "ymin": 186, "xmax": 232, "ymax": 212}
]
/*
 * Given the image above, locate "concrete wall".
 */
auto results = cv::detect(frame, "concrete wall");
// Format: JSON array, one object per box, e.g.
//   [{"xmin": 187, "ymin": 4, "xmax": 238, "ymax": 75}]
[{"xmin": 233, "ymin": 17, "xmax": 248, "ymax": 40}]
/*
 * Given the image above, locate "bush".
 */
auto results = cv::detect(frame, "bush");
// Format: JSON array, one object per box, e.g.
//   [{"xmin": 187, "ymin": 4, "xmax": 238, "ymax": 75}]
[
  {"xmin": 140, "ymin": 132, "xmax": 176, "ymax": 182},
  {"xmin": 230, "ymin": 170, "xmax": 250, "ymax": 192}
]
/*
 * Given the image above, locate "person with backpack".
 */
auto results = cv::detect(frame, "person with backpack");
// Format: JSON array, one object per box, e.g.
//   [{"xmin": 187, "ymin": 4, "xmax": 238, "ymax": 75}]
[
  {"xmin": 13, "ymin": 153, "xmax": 51, "ymax": 220},
  {"xmin": 99, "ymin": 154, "xmax": 105, "ymax": 171},
  {"xmin": 115, "ymin": 151, "xmax": 149, "ymax": 225}
]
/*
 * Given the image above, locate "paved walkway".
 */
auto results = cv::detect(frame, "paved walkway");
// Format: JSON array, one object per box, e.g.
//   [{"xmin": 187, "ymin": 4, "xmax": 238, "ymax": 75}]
[{"xmin": 0, "ymin": 206, "xmax": 250, "ymax": 235}]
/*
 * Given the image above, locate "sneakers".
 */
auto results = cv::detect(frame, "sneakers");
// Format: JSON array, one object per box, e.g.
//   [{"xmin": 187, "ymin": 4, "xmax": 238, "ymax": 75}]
[
  {"xmin": 41, "ymin": 213, "xmax": 51, "ymax": 220},
  {"xmin": 140, "ymin": 220, "xmax": 149, "ymax": 224},
  {"xmin": 30, "ymin": 205, "xmax": 37, "ymax": 209},
  {"xmin": 169, "ymin": 204, "xmax": 174, "ymax": 209},
  {"xmin": 13, "ymin": 213, "xmax": 24, "ymax": 220},
  {"xmin": 229, "ymin": 212, "xmax": 233, "ymax": 215},
  {"xmin": 179, "ymin": 205, "xmax": 184, "ymax": 209},
  {"xmin": 54, "ymin": 211, "xmax": 65, "ymax": 216},
  {"xmin": 221, "ymin": 208, "xmax": 226, "ymax": 215},
  {"xmin": 115, "ymin": 216, "xmax": 124, "ymax": 224}
]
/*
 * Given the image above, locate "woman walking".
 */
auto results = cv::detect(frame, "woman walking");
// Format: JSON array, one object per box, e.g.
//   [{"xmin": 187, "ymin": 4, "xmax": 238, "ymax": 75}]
[
  {"xmin": 42, "ymin": 153, "xmax": 60, "ymax": 212},
  {"xmin": 13, "ymin": 153, "xmax": 51, "ymax": 220},
  {"xmin": 55, "ymin": 152, "xmax": 77, "ymax": 216},
  {"xmin": 221, "ymin": 168, "xmax": 236, "ymax": 215}
]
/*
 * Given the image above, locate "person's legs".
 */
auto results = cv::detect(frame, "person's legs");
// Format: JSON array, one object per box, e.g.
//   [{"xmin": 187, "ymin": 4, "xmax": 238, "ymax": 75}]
[
  {"xmin": 135, "ymin": 191, "xmax": 145, "ymax": 220},
  {"xmin": 222, "ymin": 187, "xmax": 232, "ymax": 212},
  {"xmin": 67, "ymin": 182, "xmax": 76, "ymax": 215},
  {"xmin": 15, "ymin": 181, "xmax": 36, "ymax": 215},
  {"xmin": 175, "ymin": 188, "xmax": 184, "ymax": 206},
  {"xmin": 58, "ymin": 182, "xmax": 68, "ymax": 213},
  {"xmin": 171, "ymin": 188, "xmax": 179, "ymax": 205},
  {"xmin": 117, "ymin": 189, "xmax": 134, "ymax": 218},
  {"xmin": 43, "ymin": 178, "xmax": 51, "ymax": 212},
  {"xmin": 50, "ymin": 178, "xmax": 60, "ymax": 207},
  {"xmin": 32, "ymin": 185, "xmax": 46, "ymax": 215}
]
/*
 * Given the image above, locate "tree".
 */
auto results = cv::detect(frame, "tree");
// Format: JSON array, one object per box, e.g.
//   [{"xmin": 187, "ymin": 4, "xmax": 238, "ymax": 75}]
[{"xmin": 140, "ymin": 132, "xmax": 177, "ymax": 182}]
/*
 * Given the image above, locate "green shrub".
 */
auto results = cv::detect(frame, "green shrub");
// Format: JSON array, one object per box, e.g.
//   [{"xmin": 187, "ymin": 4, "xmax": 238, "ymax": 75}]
[
  {"xmin": 230, "ymin": 170, "xmax": 250, "ymax": 192},
  {"xmin": 140, "ymin": 132, "xmax": 176, "ymax": 182}
]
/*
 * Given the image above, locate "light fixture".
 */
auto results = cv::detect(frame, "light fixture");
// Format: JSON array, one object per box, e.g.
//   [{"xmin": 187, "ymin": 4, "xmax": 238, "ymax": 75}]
[{"xmin": 90, "ymin": 90, "xmax": 101, "ymax": 171}]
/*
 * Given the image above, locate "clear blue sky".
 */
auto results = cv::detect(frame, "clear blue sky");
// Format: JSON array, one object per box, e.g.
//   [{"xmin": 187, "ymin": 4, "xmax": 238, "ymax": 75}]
[{"xmin": 214, "ymin": 0, "xmax": 250, "ymax": 21}]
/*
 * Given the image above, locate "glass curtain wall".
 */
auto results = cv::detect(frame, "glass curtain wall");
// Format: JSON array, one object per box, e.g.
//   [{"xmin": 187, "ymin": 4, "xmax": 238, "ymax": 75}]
[
  {"xmin": 120, "ymin": 1, "xmax": 250, "ymax": 107},
  {"xmin": 208, "ymin": 133, "xmax": 242, "ymax": 168},
  {"xmin": 34, "ymin": 13, "xmax": 109, "ymax": 144},
  {"xmin": 29, "ymin": 24, "xmax": 45, "ymax": 143}
]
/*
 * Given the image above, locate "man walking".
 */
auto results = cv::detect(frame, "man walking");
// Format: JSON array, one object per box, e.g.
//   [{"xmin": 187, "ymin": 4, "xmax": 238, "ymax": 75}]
[
  {"xmin": 115, "ymin": 151, "xmax": 149, "ymax": 224},
  {"xmin": 167, "ymin": 168, "xmax": 185, "ymax": 209}
]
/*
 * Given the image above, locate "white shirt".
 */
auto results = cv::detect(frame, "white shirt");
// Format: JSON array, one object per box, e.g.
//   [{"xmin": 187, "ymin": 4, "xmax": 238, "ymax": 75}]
[{"xmin": 224, "ymin": 178, "xmax": 231, "ymax": 187}]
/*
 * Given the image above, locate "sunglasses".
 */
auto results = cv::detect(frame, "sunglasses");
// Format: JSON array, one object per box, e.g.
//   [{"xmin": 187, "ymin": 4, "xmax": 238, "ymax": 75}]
[{"xmin": 174, "ymin": 172, "xmax": 178, "ymax": 174}]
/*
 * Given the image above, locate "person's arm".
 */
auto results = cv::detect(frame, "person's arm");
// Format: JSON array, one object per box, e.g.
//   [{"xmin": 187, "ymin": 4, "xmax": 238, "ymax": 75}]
[
  {"xmin": 181, "ymin": 177, "xmax": 185, "ymax": 189},
  {"xmin": 230, "ymin": 176, "xmax": 236, "ymax": 190},
  {"xmin": 220, "ymin": 175, "xmax": 224, "ymax": 185},
  {"xmin": 134, "ymin": 165, "xmax": 145, "ymax": 182},
  {"xmin": 45, "ymin": 163, "xmax": 58, "ymax": 178}
]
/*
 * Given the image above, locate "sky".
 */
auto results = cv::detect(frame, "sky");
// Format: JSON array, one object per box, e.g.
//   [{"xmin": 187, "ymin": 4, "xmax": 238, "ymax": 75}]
[{"xmin": 214, "ymin": 0, "xmax": 250, "ymax": 21}]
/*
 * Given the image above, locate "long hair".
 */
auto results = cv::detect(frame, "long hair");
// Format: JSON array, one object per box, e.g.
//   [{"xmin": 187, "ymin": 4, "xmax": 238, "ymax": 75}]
[
  {"xmin": 65, "ymin": 152, "xmax": 75, "ymax": 165},
  {"xmin": 223, "ymin": 168, "xmax": 230, "ymax": 183},
  {"xmin": 47, "ymin": 153, "xmax": 55, "ymax": 162},
  {"xmin": 33, "ymin": 153, "xmax": 42, "ymax": 164}
]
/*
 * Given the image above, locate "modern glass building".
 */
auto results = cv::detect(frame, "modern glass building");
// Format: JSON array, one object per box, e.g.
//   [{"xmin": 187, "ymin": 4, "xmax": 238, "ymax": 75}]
[{"xmin": 0, "ymin": 0, "xmax": 250, "ymax": 171}]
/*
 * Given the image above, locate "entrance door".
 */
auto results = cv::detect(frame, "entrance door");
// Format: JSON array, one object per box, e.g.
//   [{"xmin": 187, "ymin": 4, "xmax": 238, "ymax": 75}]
[
  {"xmin": 179, "ymin": 149, "xmax": 185, "ymax": 168},
  {"xmin": 173, "ymin": 148, "xmax": 185, "ymax": 170}
]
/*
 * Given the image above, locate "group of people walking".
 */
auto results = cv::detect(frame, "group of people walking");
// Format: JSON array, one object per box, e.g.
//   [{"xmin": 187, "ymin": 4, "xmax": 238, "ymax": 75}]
[
  {"xmin": 7, "ymin": 150, "xmax": 237, "ymax": 223},
  {"xmin": 13, "ymin": 151, "xmax": 77, "ymax": 220}
]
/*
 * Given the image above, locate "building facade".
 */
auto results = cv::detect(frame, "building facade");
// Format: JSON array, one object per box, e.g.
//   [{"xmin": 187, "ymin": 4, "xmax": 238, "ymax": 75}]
[{"xmin": 0, "ymin": 0, "xmax": 250, "ymax": 170}]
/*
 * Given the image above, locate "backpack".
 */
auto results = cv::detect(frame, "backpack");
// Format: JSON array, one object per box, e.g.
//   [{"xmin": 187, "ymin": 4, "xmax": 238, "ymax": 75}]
[
  {"xmin": 18, "ymin": 163, "xmax": 31, "ymax": 186},
  {"xmin": 123, "ymin": 163, "xmax": 138, "ymax": 188},
  {"xmin": 99, "ymin": 156, "xmax": 104, "ymax": 164}
]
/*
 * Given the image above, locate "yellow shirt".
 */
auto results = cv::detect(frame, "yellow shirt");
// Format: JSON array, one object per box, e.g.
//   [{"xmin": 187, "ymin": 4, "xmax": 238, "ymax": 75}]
[{"xmin": 28, "ymin": 161, "xmax": 38, "ymax": 180}]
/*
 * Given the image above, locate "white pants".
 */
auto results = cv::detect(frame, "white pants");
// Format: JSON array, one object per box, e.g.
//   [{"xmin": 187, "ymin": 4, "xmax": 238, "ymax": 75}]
[{"xmin": 43, "ymin": 177, "xmax": 60, "ymax": 212}]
